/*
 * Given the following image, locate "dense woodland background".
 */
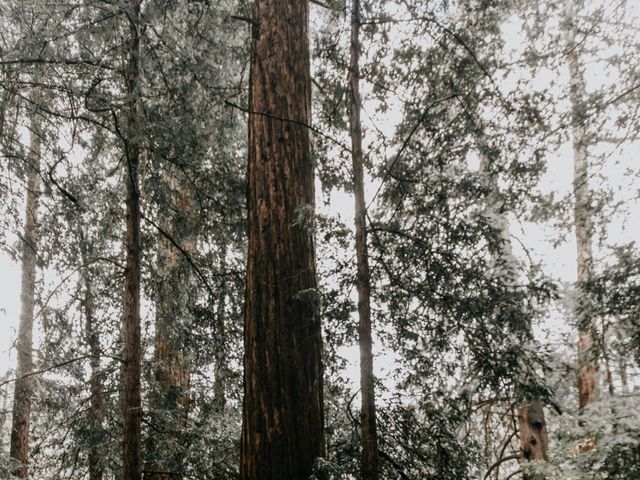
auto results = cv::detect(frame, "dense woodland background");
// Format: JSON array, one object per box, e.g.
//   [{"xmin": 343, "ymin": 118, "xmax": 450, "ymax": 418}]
[{"xmin": 0, "ymin": 0, "xmax": 639, "ymax": 479}]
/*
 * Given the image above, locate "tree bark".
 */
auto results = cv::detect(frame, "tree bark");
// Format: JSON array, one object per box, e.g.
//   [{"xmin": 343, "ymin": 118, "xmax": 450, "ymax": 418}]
[
  {"xmin": 240, "ymin": 0, "xmax": 325, "ymax": 478},
  {"xmin": 517, "ymin": 401, "xmax": 549, "ymax": 479},
  {"xmin": 10, "ymin": 101, "xmax": 42, "ymax": 479},
  {"xmin": 146, "ymin": 166, "xmax": 195, "ymax": 480},
  {"xmin": 122, "ymin": 1, "xmax": 143, "ymax": 479},
  {"xmin": 347, "ymin": 1, "xmax": 379, "ymax": 478},
  {"xmin": 567, "ymin": 0, "xmax": 598, "ymax": 411}
]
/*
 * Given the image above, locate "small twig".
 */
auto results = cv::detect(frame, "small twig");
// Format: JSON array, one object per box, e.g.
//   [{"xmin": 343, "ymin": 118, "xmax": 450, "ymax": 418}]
[
  {"xmin": 141, "ymin": 214, "xmax": 217, "ymax": 297},
  {"xmin": 48, "ymin": 155, "xmax": 80, "ymax": 205},
  {"xmin": 483, "ymin": 453, "xmax": 520, "ymax": 480},
  {"xmin": 378, "ymin": 449, "xmax": 411, "ymax": 480},
  {"xmin": 224, "ymin": 99, "xmax": 351, "ymax": 153},
  {"xmin": 0, "ymin": 355, "xmax": 123, "ymax": 388}
]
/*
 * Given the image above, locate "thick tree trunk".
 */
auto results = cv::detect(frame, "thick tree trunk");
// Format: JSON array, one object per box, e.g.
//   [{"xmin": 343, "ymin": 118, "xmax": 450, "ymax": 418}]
[
  {"xmin": 240, "ymin": 0, "xmax": 325, "ymax": 478},
  {"xmin": 146, "ymin": 166, "xmax": 195, "ymax": 480},
  {"xmin": 478, "ymin": 154, "xmax": 549, "ymax": 475},
  {"xmin": 10, "ymin": 105, "xmax": 42, "ymax": 479},
  {"xmin": 347, "ymin": 1, "xmax": 378, "ymax": 478},
  {"xmin": 122, "ymin": 1, "xmax": 143, "ymax": 479},
  {"xmin": 567, "ymin": 2, "xmax": 598, "ymax": 411}
]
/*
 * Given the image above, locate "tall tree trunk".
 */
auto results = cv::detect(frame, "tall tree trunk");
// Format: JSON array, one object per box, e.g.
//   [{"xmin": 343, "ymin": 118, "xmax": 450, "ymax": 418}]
[
  {"xmin": 79, "ymin": 238, "xmax": 105, "ymax": 480},
  {"xmin": 122, "ymin": 1, "xmax": 143, "ymax": 479},
  {"xmin": 478, "ymin": 154, "xmax": 549, "ymax": 476},
  {"xmin": 10, "ymin": 103, "xmax": 42, "ymax": 479},
  {"xmin": 347, "ymin": 1, "xmax": 378, "ymax": 478},
  {"xmin": 240, "ymin": 0, "xmax": 325, "ymax": 478},
  {"xmin": 567, "ymin": 0, "xmax": 598, "ymax": 411},
  {"xmin": 146, "ymin": 166, "xmax": 195, "ymax": 480}
]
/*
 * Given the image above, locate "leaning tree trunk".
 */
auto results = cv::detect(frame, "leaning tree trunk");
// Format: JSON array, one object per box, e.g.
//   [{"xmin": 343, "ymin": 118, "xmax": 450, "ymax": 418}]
[
  {"xmin": 478, "ymin": 154, "xmax": 549, "ymax": 476},
  {"xmin": 347, "ymin": 1, "xmax": 378, "ymax": 478},
  {"xmin": 122, "ymin": 1, "xmax": 143, "ymax": 479},
  {"xmin": 146, "ymin": 165, "xmax": 196, "ymax": 480},
  {"xmin": 240, "ymin": 0, "xmax": 325, "ymax": 478},
  {"xmin": 567, "ymin": 0, "xmax": 598, "ymax": 411},
  {"xmin": 10, "ymin": 101, "xmax": 42, "ymax": 479}
]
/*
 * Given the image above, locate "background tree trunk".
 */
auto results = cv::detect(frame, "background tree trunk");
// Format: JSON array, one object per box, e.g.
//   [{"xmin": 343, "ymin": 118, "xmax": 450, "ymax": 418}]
[
  {"xmin": 517, "ymin": 401, "xmax": 549, "ymax": 479},
  {"xmin": 80, "ymin": 235, "xmax": 104, "ymax": 480},
  {"xmin": 478, "ymin": 153, "xmax": 549, "ymax": 475},
  {"xmin": 213, "ymin": 248, "xmax": 228, "ymax": 413},
  {"xmin": 122, "ymin": 1, "xmax": 143, "ymax": 479},
  {"xmin": 146, "ymin": 166, "xmax": 196, "ymax": 480},
  {"xmin": 348, "ymin": 1, "xmax": 379, "ymax": 478},
  {"xmin": 10, "ymin": 101, "xmax": 42, "ymax": 479},
  {"xmin": 240, "ymin": 0, "xmax": 325, "ymax": 478},
  {"xmin": 567, "ymin": 0, "xmax": 598, "ymax": 411}
]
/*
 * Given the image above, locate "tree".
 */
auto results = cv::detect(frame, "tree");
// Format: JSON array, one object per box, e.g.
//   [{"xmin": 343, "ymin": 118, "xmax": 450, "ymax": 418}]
[
  {"xmin": 9, "ymin": 93, "xmax": 42, "ymax": 479},
  {"xmin": 146, "ymin": 164, "xmax": 197, "ymax": 480},
  {"xmin": 478, "ymin": 151, "xmax": 549, "ymax": 476},
  {"xmin": 347, "ymin": 0, "xmax": 379, "ymax": 478},
  {"xmin": 240, "ymin": 0, "xmax": 325, "ymax": 478},
  {"xmin": 121, "ymin": 1, "xmax": 144, "ymax": 478},
  {"xmin": 566, "ymin": 0, "xmax": 598, "ymax": 412}
]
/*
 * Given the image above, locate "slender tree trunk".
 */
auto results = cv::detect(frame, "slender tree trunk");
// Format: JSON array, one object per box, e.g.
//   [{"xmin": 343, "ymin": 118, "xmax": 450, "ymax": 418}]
[
  {"xmin": 213, "ymin": 247, "xmax": 228, "ymax": 412},
  {"xmin": 146, "ymin": 166, "xmax": 195, "ymax": 480},
  {"xmin": 240, "ymin": 0, "xmax": 325, "ymax": 478},
  {"xmin": 80, "ymin": 238, "xmax": 104, "ymax": 480},
  {"xmin": 122, "ymin": 1, "xmax": 143, "ymax": 479},
  {"xmin": 617, "ymin": 329, "xmax": 630, "ymax": 395},
  {"xmin": 567, "ymin": 0, "xmax": 598, "ymax": 411},
  {"xmin": 347, "ymin": 1, "xmax": 378, "ymax": 478},
  {"xmin": 10, "ymin": 103, "xmax": 42, "ymax": 479},
  {"xmin": 478, "ymin": 154, "xmax": 549, "ymax": 476}
]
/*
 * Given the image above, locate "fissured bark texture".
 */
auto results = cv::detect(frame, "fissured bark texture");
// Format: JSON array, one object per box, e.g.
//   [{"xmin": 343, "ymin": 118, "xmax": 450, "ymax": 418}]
[{"xmin": 240, "ymin": 0, "xmax": 325, "ymax": 479}]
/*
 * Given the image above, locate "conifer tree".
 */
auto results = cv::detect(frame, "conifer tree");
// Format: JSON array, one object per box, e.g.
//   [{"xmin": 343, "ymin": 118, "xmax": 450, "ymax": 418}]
[
  {"xmin": 347, "ymin": 0, "xmax": 379, "ymax": 478},
  {"xmin": 240, "ymin": 0, "xmax": 325, "ymax": 478},
  {"xmin": 10, "ymin": 94, "xmax": 42, "ymax": 479}
]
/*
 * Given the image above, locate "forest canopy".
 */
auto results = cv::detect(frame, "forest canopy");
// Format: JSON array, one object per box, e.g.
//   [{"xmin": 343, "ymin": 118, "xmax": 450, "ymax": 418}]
[{"xmin": 0, "ymin": 0, "xmax": 639, "ymax": 479}]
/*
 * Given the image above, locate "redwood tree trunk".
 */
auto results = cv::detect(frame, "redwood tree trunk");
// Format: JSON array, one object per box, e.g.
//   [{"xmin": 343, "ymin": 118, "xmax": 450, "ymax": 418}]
[
  {"xmin": 567, "ymin": 1, "xmax": 598, "ymax": 411},
  {"xmin": 10, "ymin": 105, "xmax": 42, "ymax": 479},
  {"xmin": 146, "ymin": 166, "xmax": 195, "ymax": 480},
  {"xmin": 347, "ymin": 1, "xmax": 378, "ymax": 478},
  {"xmin": 122, "ymin": 1, "xmax": 143, "ymax": 479},
  {"xmin": 240, "ymin": 0, "xmax": 325, "ymax": 478}
]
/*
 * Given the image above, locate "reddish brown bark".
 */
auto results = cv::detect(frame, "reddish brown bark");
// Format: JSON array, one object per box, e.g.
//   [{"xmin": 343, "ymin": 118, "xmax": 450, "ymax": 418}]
[
  {"xmin": 240, "ymin": 0, "xmax": 325, "ymax": 478},
  {"xmin": 122, "ymin": 1, "xmax": 143, "ymax": 479},
  {"xmin": 10, "ymin": 106, "xmax": 42, "ymax": 479},
  {"xmin": 567, "ymin": 4, "xmax": 598, "ymax": 411},
  {"xmin": 347, "ymin": 1, "xmax": 378, "ymax": 478},
  {"xmin": 146, "ymin": 167, "xmax": 195, "ymax": 480},
  {"xmin": 518, "ymin": 400, "xmax": 549, "ymax": 479}
]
